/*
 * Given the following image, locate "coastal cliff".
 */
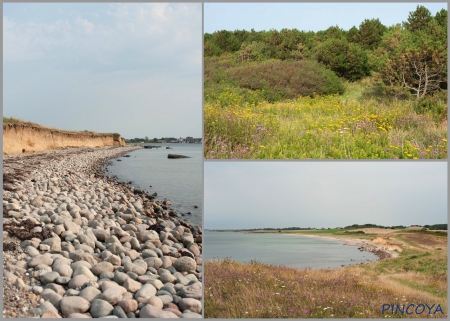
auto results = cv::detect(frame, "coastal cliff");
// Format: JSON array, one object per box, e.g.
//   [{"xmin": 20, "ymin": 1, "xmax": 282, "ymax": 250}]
[{"xmin": 3, "ymin": 123, "xmax": 125, "ymax": 155}]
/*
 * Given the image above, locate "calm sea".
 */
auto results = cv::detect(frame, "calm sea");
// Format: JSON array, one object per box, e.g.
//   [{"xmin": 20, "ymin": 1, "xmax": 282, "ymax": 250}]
[
  {"xmin": 204, "ymin": 231, "xmax": 378, "ymax": 269},
  {"xmin": 106, "ymin": 143, "xmax": 202, "ymax": 227}
]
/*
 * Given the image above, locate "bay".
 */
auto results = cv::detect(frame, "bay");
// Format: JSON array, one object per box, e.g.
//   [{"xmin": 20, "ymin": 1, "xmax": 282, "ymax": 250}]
[
  {"xmin": 106, "ymin": 143, "xmax": 202, "ymax": 227},
  {"xmin": 204, "ymin": 231, "xmax": 378, "ymax": 269}
]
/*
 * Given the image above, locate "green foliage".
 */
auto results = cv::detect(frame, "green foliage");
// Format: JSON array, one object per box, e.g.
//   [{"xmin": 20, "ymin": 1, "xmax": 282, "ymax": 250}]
[
  {"xmin": 205, "ymin": 28, "xmax": 317, "ymax": 60},
  {"xmin": 319, "ymin": 25, "xmax": 346, "ymax": 41},
  {"xmin": 316, "ymin": 38, "xmax": 370, "ymax": 81},
  {"xmin": 403, "ymin": 5, "xmax": 433, "ymax": 32},
  {"xmin": 355, "ymin": 18, "xmax": 387, "ymax": 50},
  {"xmin": 235, "ymin": 41, "xmax": 271, "ymax": 62},
  {"xmin": 3, "ymin": 117, "xmax": 22, "ymax": 124},
  {"xmin": 226, "ymin": 60, "xmax": 344, "ymax": 101},
  {"xmin": 344, "ymin": 230, "xmax": 366, "ymax": 234},
  {"xmin": 375, "ymin": 11, "xmax": 447, "ymax": 98},
  {"xmin": 204, "ymin": 41, "xmax": 223, "ymax": 57},
  {"xmin": 206, "ymin": 30, "xmax": 243, "ymax": 55},
  {"xmin": 204, "ymin": 6, "xmax": 446, "ymax": 101},
  {"xmin": 435, "ymin": 8, "xmax": 448, "ymax": 29},
  {"xmin": 346, "ymin": 26, "xmax": 359, "ymax": 43},
  {"xmin": 412, "ymin": 91, "xmax": 448, "ymax": 122},
  {"xmin": 424, "ymin": 224, "xmax": 447, "ymax": 230}
]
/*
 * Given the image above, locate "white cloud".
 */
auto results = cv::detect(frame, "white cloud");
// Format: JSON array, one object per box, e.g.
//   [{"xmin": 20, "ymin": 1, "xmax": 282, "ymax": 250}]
[
  {"xmin": 75, "ymin": 16, "xmax": 95, "ymax": 35},
  {"xmin": 3, "ymin": 3, "xmax": 201, "ymax": 66},
  {"xmin": 3, "ymin": 3, "xmax": 202, "ymax": 138},
  {"xmin": 3, "ymin": 15, "xmax": 15, "ymax": 29}
]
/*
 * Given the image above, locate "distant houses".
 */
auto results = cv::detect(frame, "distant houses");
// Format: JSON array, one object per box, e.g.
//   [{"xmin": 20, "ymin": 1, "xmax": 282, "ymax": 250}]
[
  {"xmin": 180, "ymin": 137, "xmax": 202, "ymax": 144},
  {"xmin": 156, "ymin": 137, "xmax": 202, "ymax": 143},
  {"xmin": 125, "ymin": 136, "xmax": 202, "ymax": 144}
]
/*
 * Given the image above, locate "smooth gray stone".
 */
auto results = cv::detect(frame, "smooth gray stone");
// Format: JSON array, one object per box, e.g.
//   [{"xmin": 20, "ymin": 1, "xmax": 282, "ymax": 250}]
[
  {"xmin": 113, "ymin": 305, "xmax": 127, "ymax": 318},
  {"xmin": 90, "ymin": 299, "xmax": 114, "ymax": 318}
]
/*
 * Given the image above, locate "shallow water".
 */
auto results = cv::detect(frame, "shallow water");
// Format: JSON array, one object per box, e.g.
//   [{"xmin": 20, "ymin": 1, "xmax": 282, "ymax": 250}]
[
  {"xmin": 204, "ymin": 231, "xmax": 378, "ymax": 269},
  {"xmin": 106, "ymin": 144, "xmax": 202, "ymax": 227}
]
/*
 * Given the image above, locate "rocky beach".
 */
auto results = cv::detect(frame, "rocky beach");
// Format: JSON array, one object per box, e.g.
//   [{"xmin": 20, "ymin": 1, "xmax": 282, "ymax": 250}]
[{"xmin": 2, "ymin": 146, "xmax": 203, "ymax": 318}]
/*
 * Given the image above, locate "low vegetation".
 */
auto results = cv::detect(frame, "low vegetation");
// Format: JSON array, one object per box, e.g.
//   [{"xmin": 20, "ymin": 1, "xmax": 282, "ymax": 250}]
[
  {"xmin": 3, "ymin": 117, "xmax": 120, "ymax": 137},
  {"xmin": 205, "ymin": 90, "xmax": 447, "ymax": 159},
  {"xmin": 205, "ymin": 229, "xmax": 447, "ymax": 318},
  {"xmin": 204, "ymin": 6, "xmax": 448, "ymax": 159},
  {"xmin": 225, "ymin": 60, "xmax": 344, "ymax": 101}
]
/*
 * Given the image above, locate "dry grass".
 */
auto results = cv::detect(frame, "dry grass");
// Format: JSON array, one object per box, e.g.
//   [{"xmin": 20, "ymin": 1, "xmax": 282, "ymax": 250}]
[
  {"xmin": 205, "ymin": 260, "xmax": 447, "ymax": 318},
  {"xmin": 3, "ymin": 117, "xmax": 120, "ymax": 137},
  {"xmin": 205, "ymin": 230, "xmax": 447, "ymax": 318},
  {"xmin": 353, "ymin": 228, "xmax": 400, "ymax": 234},
  {"xmin": 384, "ymin": 273, "xmax": 447, "ymax": 299},
  {"xmin": 401, "ymin": 233, "xmax": 447, "ymax": 248}
]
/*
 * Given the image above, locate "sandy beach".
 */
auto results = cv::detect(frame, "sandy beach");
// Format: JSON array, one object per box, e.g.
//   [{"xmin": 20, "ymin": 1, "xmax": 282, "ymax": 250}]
[
  {"xmin": 3, "ymin": 146, "xmax": 203, "ymax": 318},
  {"xmin": 284, "ymin": 233, "xmax": 400, "ymax": 261}
]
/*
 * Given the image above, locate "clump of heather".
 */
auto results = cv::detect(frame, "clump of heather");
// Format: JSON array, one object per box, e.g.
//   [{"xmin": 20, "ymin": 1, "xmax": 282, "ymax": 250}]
[
  {"xmin": 205, "ymin": 259, "xmax": 447, "ymax": 318},
  {"xmin": 204, "ymin": 120, "xmax": 273, "ymax": 159}
]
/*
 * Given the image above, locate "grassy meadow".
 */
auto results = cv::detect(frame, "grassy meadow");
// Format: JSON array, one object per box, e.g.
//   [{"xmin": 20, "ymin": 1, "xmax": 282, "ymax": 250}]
[
  {"xmin": 204, "ymin": 229, "xmax": 447, "ymax": 318},
  {"xmin": 204, "ymin": 77, "xmax": 447, "ymax": 159},
  {"xmin": 204, "ymin": 6, "xmax": 448, "ymax": 160}
]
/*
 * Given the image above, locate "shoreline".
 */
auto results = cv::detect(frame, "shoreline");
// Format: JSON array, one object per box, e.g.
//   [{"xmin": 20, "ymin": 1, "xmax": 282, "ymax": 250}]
[
  {"xmin": 283, "ymin": 233, "xmax": 399, "ymax": 261},
  {"xmin": 3, "ymin": 146, "xmax": 203, "ymax": 318},
  {"xmin": 207, "ymin": 230, "xmax": 398, "ymax": 268},
  {"xmin": 240, "ymin": 229, "xmax": 399, "ymax": 261},
  {"xmin": 105, "ymin": 145, "xmax": 202, "ymax": 228}
]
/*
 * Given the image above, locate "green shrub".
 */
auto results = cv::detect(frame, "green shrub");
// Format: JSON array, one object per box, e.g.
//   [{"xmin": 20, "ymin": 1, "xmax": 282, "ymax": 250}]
[
  {"xmin": 204, "ymin": 56, "xmax": 236, "ymax": 80},
  {"xmin": 226, "ymin": 59, "xmax": 344, "ymax": 102},
  {"xmin": 3, "ymin": 117, "xmax": 21, "ymax": 124},
  {"xmin": 316, "ymin": 38, "xmax": 370, "ymax": 81},
  {"xmin": 412, "ymin": 91, "xmax": 447, "ymax": 122}
]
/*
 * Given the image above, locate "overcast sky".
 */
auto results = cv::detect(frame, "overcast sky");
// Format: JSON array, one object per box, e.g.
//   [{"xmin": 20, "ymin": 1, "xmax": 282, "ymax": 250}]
[
  {"xmin": 3, "ymin": 3, "xmax": 201, "ymax": 139},
  {"xmin": 204, "ymin": 3, "xmax": 447, "ymax": 34},
  {"xmin": 204, "ymin": 162, "xmax": 447, "ymax": 230}
]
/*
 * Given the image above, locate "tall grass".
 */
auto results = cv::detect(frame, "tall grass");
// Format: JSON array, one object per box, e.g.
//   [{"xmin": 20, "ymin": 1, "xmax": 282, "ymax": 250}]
[
  {"xmin": 204, "ymin": 93, "xmax": 447, "ymax": 159},
  {"xmin": 205, "ymin": 259, "xmax": 447, "ymax": 318}
]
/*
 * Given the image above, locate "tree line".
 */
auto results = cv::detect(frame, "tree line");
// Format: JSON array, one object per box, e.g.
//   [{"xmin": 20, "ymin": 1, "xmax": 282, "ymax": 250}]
[{"xmin": 233, "ymin": 223, "xmax": 447, "ymax": 231}]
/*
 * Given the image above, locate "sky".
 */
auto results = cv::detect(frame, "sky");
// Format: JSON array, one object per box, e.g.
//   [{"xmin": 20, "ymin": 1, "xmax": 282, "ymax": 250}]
[
  {"xmin": 204, "ymin": 3, "xmax": 448, "ymax": 34},
  {"xmin": 3, "ymin": 3, "xmax": 202, "ymax": 139},
  {"xmin": 204, "ymin": 162, "xmax": 447, "ymax": 230}
]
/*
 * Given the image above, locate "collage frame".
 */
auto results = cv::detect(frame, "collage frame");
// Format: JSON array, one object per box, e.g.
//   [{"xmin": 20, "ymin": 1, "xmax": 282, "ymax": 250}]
[{"xmin": 0, "ymin": 1, "xmax": 450, "ymax": 319}]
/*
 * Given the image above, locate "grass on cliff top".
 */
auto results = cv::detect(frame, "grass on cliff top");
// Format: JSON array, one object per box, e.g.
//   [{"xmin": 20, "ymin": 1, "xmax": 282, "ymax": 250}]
[
  {"xmin": 204, "ymin": 230, "xmax": 447, "ymax": 318},
  {"xmin": 3, "ymin": 117, "xmax": 120, "ymax": 137}
]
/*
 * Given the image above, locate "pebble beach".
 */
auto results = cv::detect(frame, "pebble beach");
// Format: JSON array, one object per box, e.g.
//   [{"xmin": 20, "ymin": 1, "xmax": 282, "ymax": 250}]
[{"xmin": 2, "ymin": 146, "xmax": 203, "ymax": 318}]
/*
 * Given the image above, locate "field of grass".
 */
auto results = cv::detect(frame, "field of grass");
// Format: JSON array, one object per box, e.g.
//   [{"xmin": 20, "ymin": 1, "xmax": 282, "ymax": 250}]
[
  {"xmin": 204, "ymin": 92, "xmax": 447, "ymax": 159},
  {"xmin": 204, "ymin": 229, "xmax": 447, "ymax": 318}
]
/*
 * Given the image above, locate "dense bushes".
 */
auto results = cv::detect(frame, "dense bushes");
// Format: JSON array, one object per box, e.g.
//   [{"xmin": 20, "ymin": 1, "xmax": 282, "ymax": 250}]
[
  {"xmin": 412, "ymin": 90, "xmax": 447, "ymax": 122},
  {"xmin": 315, "ymin": 38, "xmax": 370, "ymax": 81},
  {"xmin": 226, "ymin": 60, "xmax": 344, "ymax": 101},
  {"xmin": 373, "ymin": 6, "xmax": 447, "ymax": 98},
  {"xmin": 205, "ymin": 6, "xmax": 447, "ymax": 99},
  {"xmin": 204, "ymin": 56, "xmax": 345, "ymax": 103}
]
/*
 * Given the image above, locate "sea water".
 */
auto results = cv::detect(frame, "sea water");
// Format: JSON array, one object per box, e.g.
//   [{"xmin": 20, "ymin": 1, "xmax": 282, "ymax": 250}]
[
  {"xmin": 106, "ymin": 143, "xmax": 202, "ymax": 227},
  {"xmin": 204, "ymin": 231, "xmax": 378, "ymax": 269}
]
